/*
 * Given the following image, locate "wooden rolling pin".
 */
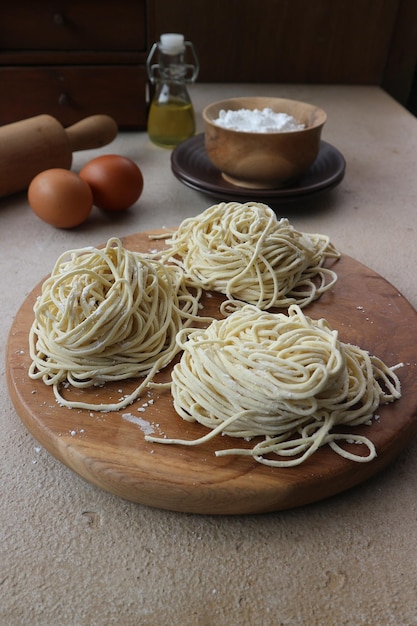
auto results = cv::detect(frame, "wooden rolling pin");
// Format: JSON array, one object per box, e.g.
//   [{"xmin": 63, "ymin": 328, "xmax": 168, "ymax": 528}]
[{"xmin": 0, "ymin": 114, "xmax": 118, "ymax": 198}]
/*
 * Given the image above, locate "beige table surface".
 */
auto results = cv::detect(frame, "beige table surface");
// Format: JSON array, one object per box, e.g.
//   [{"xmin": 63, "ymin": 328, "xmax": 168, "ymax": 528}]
[{"xmin": 1, "ymin": 83, "xmax": 417, "ymax": 626}]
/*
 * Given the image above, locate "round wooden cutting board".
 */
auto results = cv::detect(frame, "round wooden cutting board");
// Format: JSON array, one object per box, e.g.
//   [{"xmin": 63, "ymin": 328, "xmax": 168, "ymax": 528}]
[{"xmin": 6, "ymin": 230, "xmax": 417, "ymax": 514}]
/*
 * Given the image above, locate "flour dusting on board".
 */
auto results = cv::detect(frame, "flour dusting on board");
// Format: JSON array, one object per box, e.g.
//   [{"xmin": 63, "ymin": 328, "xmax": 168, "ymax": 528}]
[{"xmin": 122, "ymin": 413, "xmax": 161, "ymax": 436}]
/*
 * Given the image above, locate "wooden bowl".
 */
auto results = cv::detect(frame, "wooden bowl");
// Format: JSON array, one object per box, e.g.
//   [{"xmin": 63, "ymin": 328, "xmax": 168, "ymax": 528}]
[{"xmin": 202, "ymin": 97, "xmax": 327, "ymax": 189}]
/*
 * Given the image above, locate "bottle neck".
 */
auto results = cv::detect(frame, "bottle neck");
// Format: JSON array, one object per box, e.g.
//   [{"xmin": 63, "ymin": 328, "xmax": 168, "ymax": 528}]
[
  {"xmin": 157, "ymin": 51, "xmax": 188, "ymax": 83},
  {"xmin": 147, "ymin": 40, "xmax": 199, "ymax": 85}
]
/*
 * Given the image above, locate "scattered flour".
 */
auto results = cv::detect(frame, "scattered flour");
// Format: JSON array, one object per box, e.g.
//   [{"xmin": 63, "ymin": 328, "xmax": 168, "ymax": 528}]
[
  {"xmin": 122, "ymin": 413, "xmax": 159, "ymax": 436},
  {"xmin": 213, "ymin": 107, "xmax": 305, "ymax": 132}
]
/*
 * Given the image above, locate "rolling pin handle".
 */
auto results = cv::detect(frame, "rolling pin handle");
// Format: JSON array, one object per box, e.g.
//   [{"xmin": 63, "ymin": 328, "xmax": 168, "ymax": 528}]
[{"xmin": 64, "ymin": 115, "xmax": 119, "ymax": 152}]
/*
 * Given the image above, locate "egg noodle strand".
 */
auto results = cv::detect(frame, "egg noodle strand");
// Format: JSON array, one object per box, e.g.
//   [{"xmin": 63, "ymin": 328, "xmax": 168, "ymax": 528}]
[
  {"xmin": 152, "ymin": 201, "xmax": 340, "ymax": 309},
  {"xmin": 28, "ymin": 238, "xmax": 203, "ymax": 411},
  {"xmin": 145, "ymin": 305, "xmax": 402, "ymax": 466}
]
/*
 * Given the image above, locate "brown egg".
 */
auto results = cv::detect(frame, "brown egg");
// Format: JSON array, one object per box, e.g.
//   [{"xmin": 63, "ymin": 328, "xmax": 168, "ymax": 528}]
[
  {"xmin": 79, "ymin": 154, "xmax": 144, "ymax": 211},
  {"xmin": 28, "ymin": 168, "xmax": 93, "ymax": 228}
]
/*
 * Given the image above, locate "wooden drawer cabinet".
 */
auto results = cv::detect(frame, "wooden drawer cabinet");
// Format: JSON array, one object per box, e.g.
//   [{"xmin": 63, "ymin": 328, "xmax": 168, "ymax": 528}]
[
  {"xmin": 0, "ymin": 1, "xmax": 149, "ymax": 129},
  {"xmin": 0, "ymin": 66, "xmax": 148, "ymax": 129}
]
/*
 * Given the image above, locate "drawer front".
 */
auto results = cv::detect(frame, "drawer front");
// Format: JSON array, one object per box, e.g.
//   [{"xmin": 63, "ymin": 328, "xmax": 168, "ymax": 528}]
[
  {"xmin": 0, "ymin": 0, "xmax": 147, "ymax": 51},
  {"xmin": 0, "ymin": 66, "xmax": 148, "ymax": 129}
]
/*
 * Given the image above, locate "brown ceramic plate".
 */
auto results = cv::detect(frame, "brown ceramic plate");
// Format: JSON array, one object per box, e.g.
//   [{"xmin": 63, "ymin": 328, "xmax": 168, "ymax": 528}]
[
  {"xmin": 171, "ymin": 133, "xmax": 346, "ymax": 204},
  {"xmin": 6, "ymin": 231, "xmax": 417, "ymax": 515}
]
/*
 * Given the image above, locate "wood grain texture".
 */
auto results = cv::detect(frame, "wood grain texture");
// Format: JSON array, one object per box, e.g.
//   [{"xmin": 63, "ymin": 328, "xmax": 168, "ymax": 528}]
[
  {"xmin": 151, "ymin": 0, "xmax": 399, "ymax": 84},
  {"xmin": 150, "ymin": 0, "xmax": 417, "ymax": 105},
  {"xmin": 6, "ymin": 231, "xmax": 417, "ymax": 514}
]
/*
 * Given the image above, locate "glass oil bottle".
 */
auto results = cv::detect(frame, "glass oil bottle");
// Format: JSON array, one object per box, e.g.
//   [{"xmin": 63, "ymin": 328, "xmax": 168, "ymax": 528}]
[{"xmin": 146, "ymin": 33, "xmax": 199, "ymax": 148}]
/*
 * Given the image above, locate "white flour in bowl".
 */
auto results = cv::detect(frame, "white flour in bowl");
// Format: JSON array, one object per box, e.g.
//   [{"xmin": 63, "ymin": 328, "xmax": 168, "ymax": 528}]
[{"xmin": 213, "ymin": 107, "xmax": 305, "ymax": 132}]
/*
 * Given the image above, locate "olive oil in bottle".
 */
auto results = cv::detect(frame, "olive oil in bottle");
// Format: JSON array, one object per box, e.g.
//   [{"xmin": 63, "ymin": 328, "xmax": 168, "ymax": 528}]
[
  {"xmin": 148, "ymin": 100, "xmax": 195, "ymax": 149},
  {"xmin": 146, "ymin": 34, "xmax": 199, "ymax": 148}
]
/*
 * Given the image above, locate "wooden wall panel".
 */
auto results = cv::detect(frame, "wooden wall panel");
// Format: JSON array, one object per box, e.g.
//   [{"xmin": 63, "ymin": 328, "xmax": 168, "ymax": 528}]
[
  {"xmin": 382, "ymin": 0, "xmax": 417, "ymax": 104},
  {"xmin": 150, "ymin": 0, "xmax": 417, "ymax": 103}
]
